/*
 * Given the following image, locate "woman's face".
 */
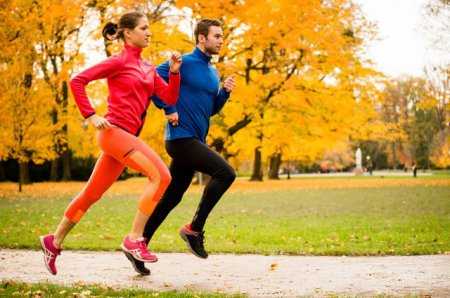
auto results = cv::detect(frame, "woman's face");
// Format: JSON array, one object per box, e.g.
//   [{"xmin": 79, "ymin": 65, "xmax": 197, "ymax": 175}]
[{"xmin": 125, "ymin": 17, "xmax": 150, "ymax": 48}]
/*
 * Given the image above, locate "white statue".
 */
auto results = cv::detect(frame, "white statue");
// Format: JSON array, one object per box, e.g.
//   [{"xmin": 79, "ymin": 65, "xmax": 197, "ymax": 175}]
[{"xmin": 355, "ymin": 147, "xmax": 362, "ymax": 170}]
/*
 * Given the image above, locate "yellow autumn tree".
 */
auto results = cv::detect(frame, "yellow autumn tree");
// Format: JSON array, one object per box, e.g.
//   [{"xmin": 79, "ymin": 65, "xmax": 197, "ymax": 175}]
[
  {"xmin": 0, "ymin": 0, "xmax": 56, "ymax": 191},
  {"xmin": 32, "ymin": 0, "xmax": 87, "ymax": 180},
  {"xmin": 177, "ymin": 0, "xmax": 382, "ymax": 180},
  {"xmin": 425, "ymin": 65, "xmax": 450, "ymax": 168},
  {"xmin": 430, "ymin": 135, "xmax": 450, "ymax": 168}
]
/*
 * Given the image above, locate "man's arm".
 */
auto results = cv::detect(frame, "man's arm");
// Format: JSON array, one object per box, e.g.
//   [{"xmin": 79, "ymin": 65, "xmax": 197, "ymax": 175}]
[
  {"xmin": 212, "ymin": 75, "xmax": 235, "ymax": 115},
  {"xmin": 212, "ymin": 88, "xmax": 231, "ymax": 115}
]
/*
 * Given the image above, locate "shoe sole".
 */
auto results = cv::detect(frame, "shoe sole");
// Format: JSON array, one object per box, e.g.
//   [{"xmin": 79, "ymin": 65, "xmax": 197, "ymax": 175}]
[
  {"xmin": 120, "ymin": 244, "xmax": 158, "ymax": 263},
  {"xmin": 39, "ymin": 236, "xmax": 57, "ymax": 275},
  {"xmin": 123, "ymin": 251, "xmax": 151, "ymax": 276},
  {"xmin": 179, "ymin": 229, "xmax": 208, "ymax": 259}
]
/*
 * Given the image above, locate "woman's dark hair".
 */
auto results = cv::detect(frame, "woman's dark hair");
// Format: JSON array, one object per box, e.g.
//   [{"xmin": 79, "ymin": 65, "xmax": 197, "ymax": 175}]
[{"xmin": 102, "ymin": 11, "xmax": 145, "ymax": 41}]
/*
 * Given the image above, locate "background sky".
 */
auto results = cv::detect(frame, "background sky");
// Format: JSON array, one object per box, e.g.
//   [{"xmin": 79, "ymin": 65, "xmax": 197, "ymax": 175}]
[
  {"xmin": 354, "ymin": 0, "xmax": 446, "ymax": 78},
  {"xmin": 81, "ymin": 1, "xmax": 448, "ymax": 78}
]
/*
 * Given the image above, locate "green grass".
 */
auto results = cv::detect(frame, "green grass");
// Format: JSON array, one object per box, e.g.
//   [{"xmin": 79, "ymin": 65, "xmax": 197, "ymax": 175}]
[
  {"xmin": 0, "ymin": 280, "xmax": 243, "ymax": 297},
  {"xmin": 432, "ymin": 169, "xmax": 450, "ymax": 178},
  {"xmin": 0, "ymin": 183, "xmax": 449, "ymax": 255},
  {"xmin": 0, "ymin": 281, "xmax": 428, "ymax": 298}
]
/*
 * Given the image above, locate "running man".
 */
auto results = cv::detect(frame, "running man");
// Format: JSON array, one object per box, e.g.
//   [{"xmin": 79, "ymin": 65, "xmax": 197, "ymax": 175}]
[{"xmin": 125, "ymin": 19, "xmax": 236, "ymax": 275}]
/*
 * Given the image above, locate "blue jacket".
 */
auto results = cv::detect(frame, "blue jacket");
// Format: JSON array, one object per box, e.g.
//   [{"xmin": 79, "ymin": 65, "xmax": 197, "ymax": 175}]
[{"xmin": 152, "ymin": 47, "xmax": 230, "ymax": 143}]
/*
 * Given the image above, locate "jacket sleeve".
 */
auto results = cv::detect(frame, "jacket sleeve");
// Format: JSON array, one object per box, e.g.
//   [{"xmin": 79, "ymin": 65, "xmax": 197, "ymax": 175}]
[
  {"xmin": 212, "ymin": 87, "xmax": 231, "ymax": 115},
  {"xmin": 69, "ymin": 56, "xmax": 123, "ymax": 118},
  {"xmin": 151, "ymin": 61, "xmax": 178, "ymax": 114},
  {"xmin": 152, "ymin": 66, "xmax": 180, "ymax": 106}
]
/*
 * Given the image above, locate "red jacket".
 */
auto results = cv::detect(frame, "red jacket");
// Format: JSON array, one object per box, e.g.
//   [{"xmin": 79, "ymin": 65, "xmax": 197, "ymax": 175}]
[{"xmin": 70, "ymin": 43, "xmax": 180, "ymax": 135}]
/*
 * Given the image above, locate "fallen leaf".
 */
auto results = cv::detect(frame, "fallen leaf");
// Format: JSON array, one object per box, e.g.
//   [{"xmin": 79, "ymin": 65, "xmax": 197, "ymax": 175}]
[{"xmin": 270, "ymin": 263, "xmax": 278, "ymax": 271}]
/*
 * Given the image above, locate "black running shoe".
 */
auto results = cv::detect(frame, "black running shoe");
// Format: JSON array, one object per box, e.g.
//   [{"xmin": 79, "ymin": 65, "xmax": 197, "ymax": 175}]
[
  {"xmin": 123, "ymin": 250, "xmax": 151, "ymax": 275},
  {"xmin": 179, "ymin": 224, "xmax": 208, "ymax": 259}
]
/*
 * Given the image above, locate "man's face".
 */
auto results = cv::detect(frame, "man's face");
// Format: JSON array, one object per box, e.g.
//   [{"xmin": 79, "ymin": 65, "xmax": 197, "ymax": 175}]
[{"xmin": 203, "ymin": 26, "xmax": 223, "ymax": 55}]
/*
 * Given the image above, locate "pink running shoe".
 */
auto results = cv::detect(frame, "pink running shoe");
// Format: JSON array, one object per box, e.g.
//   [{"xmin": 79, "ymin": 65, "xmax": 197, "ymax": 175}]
[
  {"xmin": 121, "ymin": 236, "xmax": 158, "ymax": 263},
  {"xmin": 39, "ymin": 234, "xmax": 61, "ymax": 275}
]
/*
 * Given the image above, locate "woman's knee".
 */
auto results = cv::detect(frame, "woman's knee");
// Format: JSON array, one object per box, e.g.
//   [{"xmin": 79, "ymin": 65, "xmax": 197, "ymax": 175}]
[
  {"xmin": 148, "ymin": 168, "xmax": 171, "ymax": 190},
  {"xmin": 159, "ymin": 170, "xmax": 172, "ymax": 189}
]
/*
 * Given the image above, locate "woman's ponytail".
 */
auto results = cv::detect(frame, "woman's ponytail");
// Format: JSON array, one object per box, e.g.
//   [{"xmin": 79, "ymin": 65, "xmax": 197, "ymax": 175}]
[
  {"xmin": 102, "ymin": 12, "xmax": 144, "ymax": 41},
  {"xmin": 102, "ymin": 22, "xmax": 119, "ymax": 41}
]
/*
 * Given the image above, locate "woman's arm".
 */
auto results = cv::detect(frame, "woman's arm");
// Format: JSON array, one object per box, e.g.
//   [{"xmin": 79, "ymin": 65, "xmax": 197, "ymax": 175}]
[
  {"xmin": 70, "ymin": 56, "xmax": 123, "ymax": 118},
  {"xmin": 152, "ymin": 53, "xmax": 182, "ymax": 106}
]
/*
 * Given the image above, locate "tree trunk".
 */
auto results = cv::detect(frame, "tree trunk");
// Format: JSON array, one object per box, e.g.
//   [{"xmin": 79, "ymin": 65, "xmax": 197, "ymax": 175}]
[
  {"xmin": 18, "ymin": 161, "xmax": 30, "ymax": 192},
  {"xmin": 61, "ymin": 150, "xmax": 71, "ymax": 181},
  {"xmin": 61, "ymin": 81, "xmax": 71, "ymax": 181},
  {"xmin": 199, "ymin": 172, "xmax": 211, "ymax": 185},
  {"xmin": 192, "ymin": 172, "xmax": 211, "ymax": 185},
  {"xmin": 0, "ymin": 161, "xmax": 5, "ymax": 181},
  {"xmin": 50, "ymin": 104, "xmax": 59, "ymax": 181},
  {"xmin": 286, "ymin": 160, "xmax": 291, "ymax": 179},
  {"xmin": 50, "ymin": 159, "xmax": 59, "ymax": 181},
  {"xmin": 19, "ymin": 161, "xmax": 30, "ymax": 184},
  {"xmin": 250, "ymin": 147, "xmax": 263, "ymax": 181},
  {"xmin": 268, "ymin": 153, "xmax": 282, "ymax": 180},
  {"xmin": 391, "ymin": 142, "xmax": 398, "ymax": 169}
]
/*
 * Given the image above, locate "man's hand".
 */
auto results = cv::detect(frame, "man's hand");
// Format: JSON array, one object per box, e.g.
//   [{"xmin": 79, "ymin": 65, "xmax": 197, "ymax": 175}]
[
  {"xmin": 166, "ymin": 112, "xmax": 179, "ymax": 126},
  {"xmin": 86, "ymin": 114, "xmax": 112, "ymax": 130},
  {"xmin": 223, "ymin": 75, "xmax": 236, "ymax": 92},
  {"xmin": 169, "ymin": 52, "xmax": 182, "ymax": 73}
]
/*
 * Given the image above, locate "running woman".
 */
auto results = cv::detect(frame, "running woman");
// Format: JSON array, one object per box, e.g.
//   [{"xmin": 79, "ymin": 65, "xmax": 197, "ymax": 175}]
[
  {"xmin": 125, "ymin": 19, "xmax": 236, "ymax": 275},
  {"xmin": 39, "ymin": 11, "xmax": 182, "ymax": 275}
]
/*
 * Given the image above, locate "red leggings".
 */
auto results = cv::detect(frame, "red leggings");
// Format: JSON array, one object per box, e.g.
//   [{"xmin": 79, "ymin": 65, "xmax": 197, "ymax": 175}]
[{"xmin": 65, "ymin": 127, "xmax": 171, "ymax": 223}]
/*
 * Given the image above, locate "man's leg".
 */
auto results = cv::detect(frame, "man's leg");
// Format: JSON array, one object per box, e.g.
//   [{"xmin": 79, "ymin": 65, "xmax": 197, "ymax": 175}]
[
  {"xmin": 178, "ymin": 139, "xmax": 236, "ymax": 258},
  {"xmin": 143, "ymin": 159, "xmax": 195, "ymax": 240}
]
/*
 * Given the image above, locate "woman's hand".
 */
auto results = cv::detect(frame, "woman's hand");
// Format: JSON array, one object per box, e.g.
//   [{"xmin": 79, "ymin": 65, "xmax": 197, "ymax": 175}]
[
  {"xmin": 87, "ymin": 114, "xmax": 112, "ymax": 130},
  {"xmin": 169, "ymin": 52, "xmax": 182, "ymax": 73}
]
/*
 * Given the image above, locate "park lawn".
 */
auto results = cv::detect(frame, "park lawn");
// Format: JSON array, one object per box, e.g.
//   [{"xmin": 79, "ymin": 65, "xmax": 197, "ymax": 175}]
[
  {"xmin": 0, "ymin": 177, "xmax": 449, "ymax": 255},
  {"xmin": 0, "ymin": 280, "xmax": 243, "ymax": 298},
  {"xmin": 0, "ymin": 281, "xmax": 430, "ymax": 298}
]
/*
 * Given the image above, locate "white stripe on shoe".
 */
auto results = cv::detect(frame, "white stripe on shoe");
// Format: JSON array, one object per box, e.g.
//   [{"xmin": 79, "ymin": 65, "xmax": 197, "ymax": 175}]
[{"xmin": 40, "ymin": 236, "xmax": 56, "ymax": 275}]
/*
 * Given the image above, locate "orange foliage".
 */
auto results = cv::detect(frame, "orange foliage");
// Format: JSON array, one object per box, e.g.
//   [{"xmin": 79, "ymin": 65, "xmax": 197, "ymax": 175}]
[{"xmin": 0, "ymin": 177, "xmax": 448, "ymax": 199}]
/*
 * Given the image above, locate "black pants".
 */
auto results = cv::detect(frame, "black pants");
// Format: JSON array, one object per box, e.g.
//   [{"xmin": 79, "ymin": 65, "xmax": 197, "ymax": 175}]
[{"xmin": 143, "ymin": 138, "xmax": 236, "ymax": 241}]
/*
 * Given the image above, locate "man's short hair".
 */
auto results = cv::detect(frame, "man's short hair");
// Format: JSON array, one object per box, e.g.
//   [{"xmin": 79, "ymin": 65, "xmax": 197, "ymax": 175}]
[{"xmin": 194, "ymin": 19, "xmax": 222, "ymax": 44}]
